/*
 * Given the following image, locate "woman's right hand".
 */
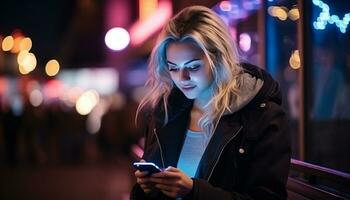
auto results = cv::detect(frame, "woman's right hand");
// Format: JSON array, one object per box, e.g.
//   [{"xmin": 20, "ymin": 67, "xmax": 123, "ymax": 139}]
[{"xmin": 135, "ymin": 159, "xmax": 155, "ymax": 193}]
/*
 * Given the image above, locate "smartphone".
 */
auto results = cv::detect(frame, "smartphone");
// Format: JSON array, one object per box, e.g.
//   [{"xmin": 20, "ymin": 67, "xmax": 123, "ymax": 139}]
[{"xmin": 133, "ymin": 162, "xmax": 162, "ymax": 175}]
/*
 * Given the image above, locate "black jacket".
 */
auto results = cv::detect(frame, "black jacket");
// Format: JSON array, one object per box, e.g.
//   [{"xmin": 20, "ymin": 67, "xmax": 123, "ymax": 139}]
[{"xmin": 131, "ymin": 63, "xmax": 291, "ymax": 200}]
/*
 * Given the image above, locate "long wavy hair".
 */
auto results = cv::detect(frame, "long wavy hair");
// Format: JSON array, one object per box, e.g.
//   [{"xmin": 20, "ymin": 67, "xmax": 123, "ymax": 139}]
[{"xmin": 136, "ymin": 5, "xmax": 243, "ymax": 136}]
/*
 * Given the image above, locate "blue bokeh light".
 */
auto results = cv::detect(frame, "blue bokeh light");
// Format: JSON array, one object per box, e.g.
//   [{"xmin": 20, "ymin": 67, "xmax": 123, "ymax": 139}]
[{"xmin": 313, "ymin": 0, "xmax": 350, "ymax": 33}]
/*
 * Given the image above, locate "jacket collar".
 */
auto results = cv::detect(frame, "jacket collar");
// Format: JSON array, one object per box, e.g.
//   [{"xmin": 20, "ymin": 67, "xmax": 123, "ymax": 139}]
[{"xmin": 155, "ymin": 106, "xmax": 190, "ymax": 168}]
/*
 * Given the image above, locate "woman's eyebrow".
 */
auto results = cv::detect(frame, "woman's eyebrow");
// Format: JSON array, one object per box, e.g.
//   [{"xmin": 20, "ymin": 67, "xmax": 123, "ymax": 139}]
[{"xmin": 167, "ymin": 58, "xmax": 201, "ymax": 66}]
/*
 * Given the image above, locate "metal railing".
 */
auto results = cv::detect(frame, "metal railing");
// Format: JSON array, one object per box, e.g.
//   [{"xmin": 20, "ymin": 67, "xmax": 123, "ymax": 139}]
[{"xmin": 288, "ymin": 158, "xmax": 350, "ymax": 200}]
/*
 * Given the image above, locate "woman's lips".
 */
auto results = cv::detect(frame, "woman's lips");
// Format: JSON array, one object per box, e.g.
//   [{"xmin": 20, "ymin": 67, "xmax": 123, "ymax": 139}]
[{"xmin": 181, "ymin": 86, "xmax": 196, "ymax": 91}]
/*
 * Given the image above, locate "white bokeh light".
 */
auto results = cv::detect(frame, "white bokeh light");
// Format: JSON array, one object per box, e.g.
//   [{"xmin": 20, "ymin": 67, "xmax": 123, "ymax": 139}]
[
  {"xmin": 29, "ymin": 89, "xmax": 43, "ymax": 107},
  {"xmin": 239, "ymin": 33, "xmax": 251, "ymax": 52},
  {"xmin": 105, "ymin": 27, "xmax": 130, "ymax": 51},
  {"xmin": 75, "ymin": 90, "xmax": 100, "ymax": 115}
]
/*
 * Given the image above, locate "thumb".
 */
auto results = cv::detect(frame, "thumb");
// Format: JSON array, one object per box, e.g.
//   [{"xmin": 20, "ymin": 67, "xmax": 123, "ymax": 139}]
[
  {"xmin": 140, "ymin": 159, "xmax": 146, "ymax": 162},
  {"xmin": 165, "ymin": 166, "xmax": 179, "ymax": 172}
]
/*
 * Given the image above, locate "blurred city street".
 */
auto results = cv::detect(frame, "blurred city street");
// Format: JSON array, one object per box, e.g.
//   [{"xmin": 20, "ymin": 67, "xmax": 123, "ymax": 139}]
[{"xmin": 0, "ymin": 155, "xmax": 135, "ymax": 200}]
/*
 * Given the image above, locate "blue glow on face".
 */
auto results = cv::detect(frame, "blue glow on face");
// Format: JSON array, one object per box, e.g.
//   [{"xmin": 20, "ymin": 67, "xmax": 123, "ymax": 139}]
[
  {"xmin": 313, "ymin": 0, "xmax": 350, "ymax": 33},
  {"xmin": 166, "ymin": 42, "xmax": 213, "ymax": 102}
]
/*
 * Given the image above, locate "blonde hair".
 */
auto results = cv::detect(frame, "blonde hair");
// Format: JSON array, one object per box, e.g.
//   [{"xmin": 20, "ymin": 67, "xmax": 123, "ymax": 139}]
[{"xmin": 136, "ymin": 5, "xmax": 243, "ymax": 135}]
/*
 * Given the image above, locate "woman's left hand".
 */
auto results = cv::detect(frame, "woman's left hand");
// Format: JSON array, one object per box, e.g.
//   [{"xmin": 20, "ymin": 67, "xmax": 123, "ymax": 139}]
[{"xmin": 150, "ymin": 167, "xmax": 193, "ymax": 198}]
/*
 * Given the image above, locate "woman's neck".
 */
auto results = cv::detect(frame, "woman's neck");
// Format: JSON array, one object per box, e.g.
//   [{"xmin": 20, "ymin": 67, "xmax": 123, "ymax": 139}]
[
  {"xmin": 189, "ymin": 106, "xmax": 204, "ymax": 132},
  {"xmin": 193, "ymin": 91, "xmax": 211, "ymax": 111},
  {"xmin": 193, "ymin": 84, "xmax": 213, "ymax": 110},
  {"xmin": 193, "ymin": 99, "xmax": 206, "ymax": 111}
]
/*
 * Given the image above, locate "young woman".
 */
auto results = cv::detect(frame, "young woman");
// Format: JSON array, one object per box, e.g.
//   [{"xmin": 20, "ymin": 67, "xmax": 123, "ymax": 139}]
[{"xmin": 131, "ymin": 5, "xmax": 291, "ymax": 200}]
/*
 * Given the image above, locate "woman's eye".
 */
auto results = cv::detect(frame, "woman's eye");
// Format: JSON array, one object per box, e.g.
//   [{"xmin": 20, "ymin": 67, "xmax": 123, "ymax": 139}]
[
  {"xmin": 188, "ymin": 64, "xmax": 200, "ymax": 71},
  {"xmin": 168, "ymin": 67, "xmax": 179, "ymax": 72}
]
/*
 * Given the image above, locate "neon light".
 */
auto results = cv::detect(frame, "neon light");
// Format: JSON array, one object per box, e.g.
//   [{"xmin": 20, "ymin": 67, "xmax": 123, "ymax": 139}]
[
  {"xmin": 130, "ymin": 1, "xmax": 172, "ymax": 46},
  {"xmin": 139, "ymin": 0, "xmax": 158, "ymax": 20},
  {"xmin": 313, "ymin": 0, "xmax": 350, "ymax": 33}
]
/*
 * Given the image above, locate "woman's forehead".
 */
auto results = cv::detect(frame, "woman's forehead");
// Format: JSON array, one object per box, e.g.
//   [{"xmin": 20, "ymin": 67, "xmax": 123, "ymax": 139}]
[{"xmin": 166, "ymin": 42, "xmax": 204, "ymax": 62}]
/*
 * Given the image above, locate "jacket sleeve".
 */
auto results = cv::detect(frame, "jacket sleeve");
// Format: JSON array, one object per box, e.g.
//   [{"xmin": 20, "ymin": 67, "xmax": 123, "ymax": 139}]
[
  {"xmin": 130, "ymin": 109, "xmax": 153, "ymax": 200},
  {"xmin": 130, "ymin": 109, "xmax": 171, "ymax": 200},
  {"xmin": 186, "ymin": 102, "xmax": 291, "ymax": 200}
]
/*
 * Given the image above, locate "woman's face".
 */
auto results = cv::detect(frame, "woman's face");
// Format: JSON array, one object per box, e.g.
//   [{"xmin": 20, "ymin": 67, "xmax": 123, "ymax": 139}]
[{"xmin": 166, "ymin": 42, "xmax": 213, "ymax": 100}]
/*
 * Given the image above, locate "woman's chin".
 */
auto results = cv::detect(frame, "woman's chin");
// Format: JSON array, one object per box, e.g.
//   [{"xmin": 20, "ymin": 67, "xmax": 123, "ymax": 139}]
[{"xmin": 182, "ymin": 92, "xmax": 197, "ymax": 100}]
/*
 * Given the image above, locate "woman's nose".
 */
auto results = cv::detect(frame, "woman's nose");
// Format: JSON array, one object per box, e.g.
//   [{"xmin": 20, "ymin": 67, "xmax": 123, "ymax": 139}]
[{"xmin": 180, "ymin": 69, "xmax": 190, "ymax": 81}]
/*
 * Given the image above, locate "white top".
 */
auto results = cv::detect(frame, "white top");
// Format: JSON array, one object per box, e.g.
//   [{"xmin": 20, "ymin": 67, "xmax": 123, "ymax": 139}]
[{"xmin": 177, "ymin": 129, "xmax": 208, "ymax": 178}]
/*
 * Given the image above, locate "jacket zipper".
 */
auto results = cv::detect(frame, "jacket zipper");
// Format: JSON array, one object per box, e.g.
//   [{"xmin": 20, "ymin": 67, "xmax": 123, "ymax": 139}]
[
  {"xmin": 153, "ymin": 128, "xmax": 165, "ymax": 168},
  {"xmin": 207, "ymin": 126, "xmax": 243, "ymax": 181}
]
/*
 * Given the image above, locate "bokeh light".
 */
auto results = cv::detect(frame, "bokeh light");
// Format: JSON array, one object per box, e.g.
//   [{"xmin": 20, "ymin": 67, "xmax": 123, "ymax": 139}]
[
  {"xmin": 219, "ymin": 1, "xmax": 232, "ymax": 12},
  {"xmin": 239, "ymin": 33, "xmax": 252, "ymax": 52},
  {"xmin": 289, "ymin": 50, "xmax": 301, "ymax": 69},
  {"xmin": 268, "ymin": 6, "xmax": 288, "ymax": 21},
  {"xmin": 86, "ymin": 99, "xmax": 109, "ymax": 135},
  {"xmin": 313, "ymin": 0, "xmax": 350, "ymax": 33},
  {"xmin": 288, "ymin": 7, "xmax": 300, "ymax": 21},
  {"xmin": 18, "ymin": 64, "xmax": 30, "ymax": 75},
  {"xmin": 2, "ymin": 36, "xmax": 14, "ymax": 51},
  {"xmin": 19, "ymin": 37, "xmax": 32, "ymax": 51},
  {"xmin": 45, "ymin": 59, "xmax": 60, "ymax": 76},
  {"xmin": 17, "ymin": 50, "xmax": 29, "ymax": 64},
  {"xmin": 75, "ymin": 90, "xmax": 100, "ymax": 115},
  {"xmin": 105, "ymin": 27, "xmax": 130, "ymax": 51},
  {"xmin": 29, "ymin": 89, "xmax": 43, "ymax": 107},
  {"xmin": 17, "ymin": 52, "xmax": 37, "ymax": 73}
]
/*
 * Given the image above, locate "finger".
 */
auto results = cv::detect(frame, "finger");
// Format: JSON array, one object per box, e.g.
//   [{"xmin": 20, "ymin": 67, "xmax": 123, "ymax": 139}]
[
  {"xmin": 151, "ymin": 171, "xmax": 180, "ymax": 178},
  {"xmin": 135, "ymin": 170, "xmax": 149, "ymax": 177},
  {"xmin": 137, "ymin": 177, "xmax": 152, "ymax": 185},
  {"xmin": 136, "ymin": 178, "xmax": 144, "ymax": 185},
  {"xmin": 155, "ymin": 183, "xmax": 174, "ymax": 192},
  {"xmin": 164, "ymin": 166, "xmax": 180, "ymax": 172},
  {"xmin": 149, "ymin": 177, "xmax": 177, "ymax": 185},
  {"xmin": 140, "ymin": 159, "xmax": 146, "ymax": 162},
  {"xmin": 140, "ymin": 184, "xmax": 152, "ymax": 190}
]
